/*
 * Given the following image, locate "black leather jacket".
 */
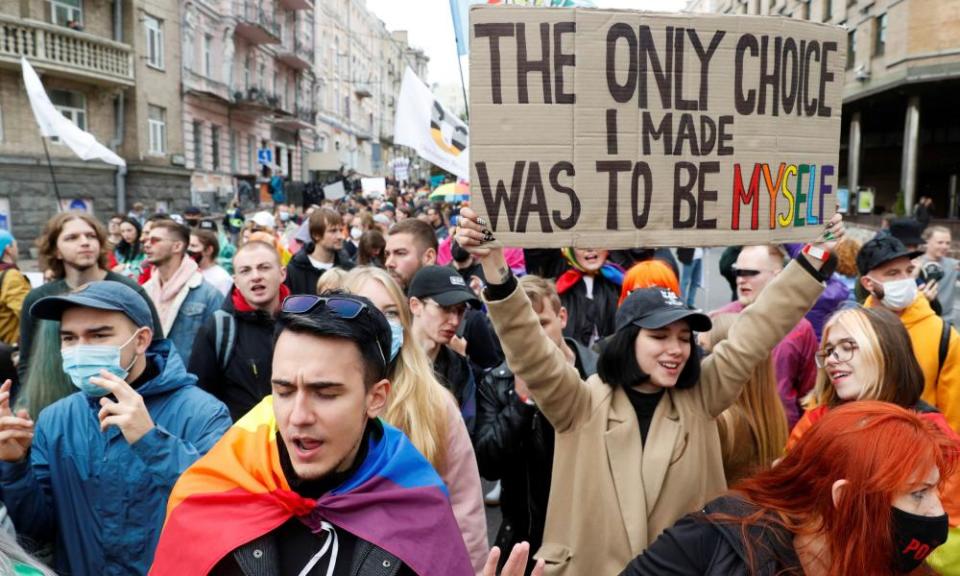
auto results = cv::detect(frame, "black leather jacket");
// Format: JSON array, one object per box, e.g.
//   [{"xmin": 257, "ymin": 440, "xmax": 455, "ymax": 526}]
[
  {"xmin": 474, "ymin": 338, "xmax": 597, "ymax": 570},
  {"xmin": 619, "ymin": 496, "xmax": 801, "ymax": 576}
]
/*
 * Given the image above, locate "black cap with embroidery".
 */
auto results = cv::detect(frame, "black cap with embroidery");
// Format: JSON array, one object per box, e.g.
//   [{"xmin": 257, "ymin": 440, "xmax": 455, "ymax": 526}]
[
  {"xmin": 409, "ymin": 266, "xmax": 481, "ymax": 308},
  {"xmin": 615, "ymin": 288, "xmax": 712, "ymax": 333}
]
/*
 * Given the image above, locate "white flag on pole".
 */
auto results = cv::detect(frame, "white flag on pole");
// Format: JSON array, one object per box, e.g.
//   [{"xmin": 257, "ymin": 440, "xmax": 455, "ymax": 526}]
[
  {"xmin": 21, "ymin": 57, "xmax": 126, "ymax": 167},
  {"xmin": 394, "ymin": 68, "xmax": 468, "ymax": 180}
]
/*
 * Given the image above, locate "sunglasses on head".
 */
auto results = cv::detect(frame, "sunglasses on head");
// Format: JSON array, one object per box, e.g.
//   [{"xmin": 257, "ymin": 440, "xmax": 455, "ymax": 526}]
[{"xmin": 281, "ymin": 295, "xmax": 387, "ymax": 369}]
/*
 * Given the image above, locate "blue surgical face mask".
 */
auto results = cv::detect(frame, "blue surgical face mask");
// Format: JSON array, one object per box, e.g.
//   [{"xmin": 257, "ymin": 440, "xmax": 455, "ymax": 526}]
[
  {"xmin": 389, "ymin": 320, "xmax": 403, "ymax": 362},
  {"xmin": 61, "ymin": 330, "xmax": 141, "ymax": 397}
]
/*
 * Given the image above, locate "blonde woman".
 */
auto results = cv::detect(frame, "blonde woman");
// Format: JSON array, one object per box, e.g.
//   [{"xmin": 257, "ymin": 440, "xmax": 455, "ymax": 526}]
[
  {"xmin": 343, "ymin": 267, "xmax": 489, "ymax": 575},
  {"xmin": 789, "ymin": 305, "xmax": 960, "ymax": 574},
  {"xmin": 700, "ymin": 314, "xmax": 789, "ymax": 484}
]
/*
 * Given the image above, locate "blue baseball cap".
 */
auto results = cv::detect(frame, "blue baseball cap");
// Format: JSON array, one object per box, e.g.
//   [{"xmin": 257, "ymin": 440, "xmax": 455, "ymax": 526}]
[
  {"xmin": 30, "ymin": 280, "xmax": 153, "ymax": 328},
  {"xmin": 0, "ymin": 230, "xmax": 14, "ymax": 256}
]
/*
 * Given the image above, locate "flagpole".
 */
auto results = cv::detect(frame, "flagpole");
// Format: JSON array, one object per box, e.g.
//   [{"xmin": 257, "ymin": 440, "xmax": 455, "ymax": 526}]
[
  {"xmin": 449, "ymin": 1, "xmax": 469, "ymax": 120},
  {"xmin": 456, "ymin": 54, "xmax": 469, "ymax": 121},
  {"xmin": 41, "ymin": 137, "xmax": 64, "ymax": 210}
]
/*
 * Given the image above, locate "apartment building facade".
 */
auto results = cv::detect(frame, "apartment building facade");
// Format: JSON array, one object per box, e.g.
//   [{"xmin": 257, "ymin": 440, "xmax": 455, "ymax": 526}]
[
  {"xmin": 181, "ymin": 0, "xmax": 316, "ymax": 208},
  {"xmin": 0, "ymin": 0, "xmax": 190, "ymax": 245},
  {"xmin": 310, "ymin": 0, "xmax": 428, "ymax": 183}
]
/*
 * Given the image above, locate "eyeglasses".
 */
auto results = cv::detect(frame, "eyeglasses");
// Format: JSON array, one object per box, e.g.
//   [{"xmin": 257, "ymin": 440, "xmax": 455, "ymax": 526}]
[
  {"xmin": 815, "ymin": 338, "xmax": 859, "ymax": 368},
  {"xmin": 281, "ymin": 295, "xmax": 387, "ymax": 369}
]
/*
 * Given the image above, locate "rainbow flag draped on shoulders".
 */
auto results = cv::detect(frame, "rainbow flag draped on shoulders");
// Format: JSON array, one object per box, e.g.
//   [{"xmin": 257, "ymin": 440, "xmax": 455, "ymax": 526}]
[{"xmin": 150, "ymin": 396, "xmax": 472, "ymax": 576}]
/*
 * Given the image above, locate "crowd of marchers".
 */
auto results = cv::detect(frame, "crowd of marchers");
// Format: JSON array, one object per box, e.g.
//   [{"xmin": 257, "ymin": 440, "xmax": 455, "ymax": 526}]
[{"xmin": 0, "ymin": 186, "xmax": 953, "ymax": 576}]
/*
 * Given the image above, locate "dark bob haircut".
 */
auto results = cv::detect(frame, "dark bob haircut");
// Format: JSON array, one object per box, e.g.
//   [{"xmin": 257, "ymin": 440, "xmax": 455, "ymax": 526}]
[{"xmin": 596, "ymin": 324, "xmax": 702, "ymax": 390}]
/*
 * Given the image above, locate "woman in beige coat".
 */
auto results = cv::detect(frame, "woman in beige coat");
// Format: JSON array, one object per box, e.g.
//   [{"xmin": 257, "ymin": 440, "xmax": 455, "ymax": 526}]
[{"xmin": 456, "ymin": 208, "xmax": 841, "ymax": 576}]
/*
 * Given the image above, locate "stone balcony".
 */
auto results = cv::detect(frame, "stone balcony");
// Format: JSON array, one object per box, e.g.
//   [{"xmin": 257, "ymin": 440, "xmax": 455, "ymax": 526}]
[
  {"xmin": 234, "ymin": 1, "xmax": 281, "ymax": 45},
  {"xmin": 276, "ymin": 37, "xmax": 312, "ymax": 71},
  {"xmin": 277, "ymin": 0, "xmax": 314, "ymax": 10},
  {"xmin": 0, "ymin": 15, "xmax": 134, "ymax": 86}
]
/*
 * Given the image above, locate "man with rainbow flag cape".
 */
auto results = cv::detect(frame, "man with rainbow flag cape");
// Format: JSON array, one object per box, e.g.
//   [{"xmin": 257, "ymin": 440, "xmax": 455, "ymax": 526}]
[{"xmin": 151, "ymin": 292, "xmax": 473, "ymax": 576}]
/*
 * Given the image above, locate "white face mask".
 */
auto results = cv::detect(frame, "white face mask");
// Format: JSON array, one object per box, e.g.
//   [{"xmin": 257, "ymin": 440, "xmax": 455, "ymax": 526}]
[
  {"xmin": 872, "ymin": 277, "xmax": 917, "ymax": 311},
  {"xmin": 350, "ymin": 227, "xmax": 362, "ymax": 240}
]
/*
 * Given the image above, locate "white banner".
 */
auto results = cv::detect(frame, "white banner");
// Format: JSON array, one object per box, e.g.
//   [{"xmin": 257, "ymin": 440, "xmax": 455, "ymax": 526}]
[
  {"xmin": 394, "ymin": 67, "xmax": 469, "ymax": 180},
  {"xmin": 323, "ymin": 180, "xmax": 346, "ymax": 201},
  {"xmin": 361, "ymin": 177, "xmax": 386, "ymax": 198},
  {"xmin": 21, "ymin": 57, "xmax": 125, "ymax": 167}
]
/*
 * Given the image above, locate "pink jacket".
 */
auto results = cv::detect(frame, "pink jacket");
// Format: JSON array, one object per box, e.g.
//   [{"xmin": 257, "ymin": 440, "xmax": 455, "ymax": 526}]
[
  {"xmin": 711, "ymin": 301, "xmax": 818, "ymax": 429},
  {"xmin": 440, "ymin": 393, "xmax": 489, "ymax": 575}
]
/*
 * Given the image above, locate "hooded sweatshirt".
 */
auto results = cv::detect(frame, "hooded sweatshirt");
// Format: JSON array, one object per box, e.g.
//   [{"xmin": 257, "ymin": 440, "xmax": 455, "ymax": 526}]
[
  {"xmin": 866, "ymin": 294, "xmax": 960, "ymax": 432},
  {"xmin": 0, "ymin": 340, "xmax": 231, "ymax": 575}
]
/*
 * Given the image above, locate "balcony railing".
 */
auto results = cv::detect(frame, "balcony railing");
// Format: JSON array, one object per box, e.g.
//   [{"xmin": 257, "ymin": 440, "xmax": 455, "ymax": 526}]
[
  {"xmin": 234, "ymin": 1, "xmax": 281, "ymax": 45},
  {"xmin": 0, "ymin": 15, "xmax": 133, "ymax": 86},
  {"xmin": 276, "ymin": 37, "xmax": 312, "ymax": 70}
]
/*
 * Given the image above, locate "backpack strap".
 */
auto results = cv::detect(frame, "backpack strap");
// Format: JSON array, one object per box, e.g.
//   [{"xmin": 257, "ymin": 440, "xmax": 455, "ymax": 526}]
[
  {"xmin": 213, "ymin": 310, "xmax": 236, "ymax": 371},
  {"xmin": 937, "ymin": 319, "xmax": 952, "ymax": 382}
]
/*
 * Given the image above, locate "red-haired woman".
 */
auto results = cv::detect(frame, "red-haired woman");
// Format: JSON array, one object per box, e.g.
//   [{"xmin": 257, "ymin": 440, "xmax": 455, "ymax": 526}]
[
  {"xmin": 618, "ymin": 260, "xmax": 682, "ymax": 307},
  {"xmin": 786, "ymin": 305, "xmax": 960, "ymax": 573},
  {"xmin": 613, "ymin": 401, "xmax": 956, "ymax": 575}
]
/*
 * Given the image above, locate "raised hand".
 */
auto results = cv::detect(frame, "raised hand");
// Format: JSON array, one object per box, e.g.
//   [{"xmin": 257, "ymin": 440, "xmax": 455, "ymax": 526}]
[
  {"xmin": 0, "ymin": 380, "xmax": 33, "ymax": 462},
  {"xmin": 94, "ymin": 370, "xmax": 155, "ymax": 445},
  {"xmin": 483, "ymin": 543, "xmax": 545, "ymax": 576}
]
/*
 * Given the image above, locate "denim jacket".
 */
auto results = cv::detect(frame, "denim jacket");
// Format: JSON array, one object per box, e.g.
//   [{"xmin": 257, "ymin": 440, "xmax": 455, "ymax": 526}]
[{"xmin": 154, "ymin": 272, "xmax": 224, "ymax": 367}]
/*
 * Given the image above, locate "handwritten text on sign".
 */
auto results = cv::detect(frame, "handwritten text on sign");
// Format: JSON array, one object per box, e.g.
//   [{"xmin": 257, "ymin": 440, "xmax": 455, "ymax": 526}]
[{"xmin": 469, "ymin": 7, "xmax": 846, "ymax": 248}]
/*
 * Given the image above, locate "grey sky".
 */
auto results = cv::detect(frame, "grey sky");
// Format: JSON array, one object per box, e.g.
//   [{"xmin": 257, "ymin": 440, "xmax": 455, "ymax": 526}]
[{"xmin": 365, "ymin": 0, "xmax": 686, "ymax": 89}]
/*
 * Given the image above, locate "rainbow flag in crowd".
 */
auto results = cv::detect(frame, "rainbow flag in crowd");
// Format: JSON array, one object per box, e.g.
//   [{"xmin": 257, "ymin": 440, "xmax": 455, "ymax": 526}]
[{"xmin": 150, "ymin": 397, "xmax": 471, "ymax": 575}]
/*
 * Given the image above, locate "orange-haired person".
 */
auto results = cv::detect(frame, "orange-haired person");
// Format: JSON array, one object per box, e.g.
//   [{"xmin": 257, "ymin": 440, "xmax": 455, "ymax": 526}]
[
  {"xmin": 785, "ymin": 305, "xmax": 960, "ymax": 574},
  {"xmin": 618, "ymin": 259, "xmax": 681, "ymax": 307},
  {"xmin": 616, "ymin": 401, "xmax": 957, "ymax": 575}
]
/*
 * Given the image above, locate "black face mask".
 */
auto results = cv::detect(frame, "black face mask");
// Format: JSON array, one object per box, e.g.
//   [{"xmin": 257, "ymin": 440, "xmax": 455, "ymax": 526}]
[
  {"xmin": 187, "ymin": 250, "xmax": 203, "ymax": 265},
  {"xmin": 890, "ymin": 506, "xmax": 948, "ymax": 573}
]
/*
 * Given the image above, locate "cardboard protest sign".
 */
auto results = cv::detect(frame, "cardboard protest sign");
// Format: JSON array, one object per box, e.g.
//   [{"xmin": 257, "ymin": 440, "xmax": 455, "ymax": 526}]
[{"xmin": 470, "ymin": 7, "xmax": 846, "ymax": 248}]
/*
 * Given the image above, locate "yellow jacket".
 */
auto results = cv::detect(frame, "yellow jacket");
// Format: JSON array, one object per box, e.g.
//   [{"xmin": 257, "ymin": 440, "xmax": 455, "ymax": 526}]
[
  {"xmin": 866, "ymin": 294, "xmax": 960, "ymax": 432},
  {"xmin": 0, "ymin": 267, "xmax": 30, "ymax": 345}
]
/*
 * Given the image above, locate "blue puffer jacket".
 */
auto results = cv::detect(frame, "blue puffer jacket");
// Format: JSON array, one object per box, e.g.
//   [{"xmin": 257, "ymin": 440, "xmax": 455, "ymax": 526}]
[{"xmin": 0, "ymin": 340, "xmax": 231, "ymax": 576}]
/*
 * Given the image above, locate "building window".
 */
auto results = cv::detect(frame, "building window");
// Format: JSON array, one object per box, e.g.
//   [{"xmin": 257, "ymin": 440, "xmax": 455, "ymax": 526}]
[
  {"xmin": 144, "ymin": 15, "xmax": 164, "ymax": 69},
  {"xmin": 51, "ymin": 0, "xmax": 82, "ymax": 27},
  {"xmin": 193, "ymin": 120, "xmax": 203, "ymax": 169},
  {"xmin": 247, "ymin": 137, "xmax": 254, "ymax": 174},
  {"xmin": 49, "ymin": 90, "xmax": 86, "ymax": 143},
  {"xmin": 148, "ymin": 105, "xmax": 166, "ymax": 155},
  {"xmin": 203, "ymin": 34, "xmax": 213, "ymax": 78},
  {"xmin": 243, "ymin": 53, "xmax": 252, "ymax": 90},
  {"xmin": 874, "ymin": 13, "xmax": 887, "ymax": 56},
  {"xmin": 823, "ymin": 0, "xmax": 832, "ymax": 21},
  {"xmin": 847, "ymin": 30, "xmax": 856, "ymax": 69},
  {"xmin": 0, "ymin": 105, "xmax": 4, "ymax": 142},
  {"xmin": 211, "ymin": 125, "xmax": 221, "ymax": 171}
]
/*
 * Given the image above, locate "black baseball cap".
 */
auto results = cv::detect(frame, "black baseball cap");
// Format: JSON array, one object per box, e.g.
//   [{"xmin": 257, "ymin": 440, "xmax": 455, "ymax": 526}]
[
  {"xmin": 888, "ymin": 218, "xmax": 924, "ymax": 247},
  {"xmin": 184, "ymin": 206, "xmax": 203, "ymax": 216},
  {"xmin": 31, "ymin": 280, "xmax": 153, "ymax": 328},
  {"xmin": 856, "ymin": 235, "xmax": 924, "ymax": 276},
  {"xmin": 616, "ymin": 288, "xmax": 712, "ymax": 333},
  {"xmin": 409, "ymin": 266, "xmax": 481, "ymax": 308}
]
